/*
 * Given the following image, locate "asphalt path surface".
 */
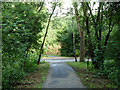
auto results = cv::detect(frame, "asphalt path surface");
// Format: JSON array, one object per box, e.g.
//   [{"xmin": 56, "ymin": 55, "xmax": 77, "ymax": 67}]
[{"xmin": 42, "ymin": 56, "xmax": 87, "ymax": 88}]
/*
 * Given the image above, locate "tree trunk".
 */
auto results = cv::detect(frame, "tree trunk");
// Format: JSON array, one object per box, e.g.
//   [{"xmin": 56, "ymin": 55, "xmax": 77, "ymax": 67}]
[
  {"xmin": 72, "ymin": 18, "xmax": 77, "ymax": 62},
  {"xmin": 80, "ymin": 31, "xmax": 85, "ymax": 62},
  {"xmin": 37, "ymin": 5, "xmax": 56, "ymax": 65},
  {"xmin": 73, "ymin": 2, "xmax": 85, "ymax": 62},
  {"xmin": 86, "ymin": 16, "xmax": 96, "ymax": 66},
  {"xmin": 87, "ymin": 2, "xmax": 105, "ymax": 69}
]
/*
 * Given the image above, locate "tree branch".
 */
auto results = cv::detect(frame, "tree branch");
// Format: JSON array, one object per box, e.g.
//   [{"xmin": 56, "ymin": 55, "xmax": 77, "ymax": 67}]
[
  {"xmin": 104, "ymin": 22, "xmax": 116, "ymax": 46},
  {"xmin": 37, "ymin": 2, "xmax": 44, "ymax": 13}
]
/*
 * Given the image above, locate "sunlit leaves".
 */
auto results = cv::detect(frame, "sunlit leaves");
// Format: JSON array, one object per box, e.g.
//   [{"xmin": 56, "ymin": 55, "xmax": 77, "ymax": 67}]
[{"xmin": 2, "ymin": 2, "xmax": 48, "ymax": 88}]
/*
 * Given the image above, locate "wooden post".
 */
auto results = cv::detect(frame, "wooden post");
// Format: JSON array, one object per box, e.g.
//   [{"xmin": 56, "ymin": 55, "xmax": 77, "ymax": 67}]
[{"xmin": 87, "ymin": 57, "xmax": 89, "ymax": 70}]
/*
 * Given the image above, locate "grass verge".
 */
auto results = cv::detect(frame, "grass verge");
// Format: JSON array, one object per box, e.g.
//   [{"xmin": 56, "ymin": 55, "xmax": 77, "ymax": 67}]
[
  {"xmin": 13, "ymin": 62, "xmax": 49, "ymax": 88},
  {"xmin": 66, "ymin": 62, "xmax": 117, "ymax": 88}
]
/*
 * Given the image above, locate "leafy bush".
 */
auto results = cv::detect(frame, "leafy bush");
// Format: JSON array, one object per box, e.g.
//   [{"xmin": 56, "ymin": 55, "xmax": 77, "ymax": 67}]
[
  {"xmin": 97, "ymin": 61, "xmax": 119, "ymax": 85},
  {"xmin": 2, "ymin": 51, "xmax": 39, "ymax": 88},
  {"xmin": 23, "ymin": 53, "xmax": 38, "ymax": 73},
  {"xmin": 104, "ymin": 62, "xmax": 119, "ymax": 85},
  {"xmin": 2, "ymin": 61, "xmax": 26, "ymax": 88},
  {"xmin": 2, "ymin": 2, "xmax": 47, "ymax": 88}
]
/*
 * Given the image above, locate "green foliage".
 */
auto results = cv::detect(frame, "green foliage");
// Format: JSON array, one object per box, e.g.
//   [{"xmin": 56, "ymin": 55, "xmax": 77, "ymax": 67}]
[
  {"xmin": 105, "ymin": 26, "xmax": 120, "ymax": 62},
  {"xmin": 2, "ymin": 61, "xmax": 26, "ymax": 88},
  {"xmin": 93, "ymin": 47, "xmax": 104, "ymax": 69},
  {"xmin": 57, "ymin": 18, "xmax": 80, "ymax": 56},
  {"xmin": 103, "ymin": 26, "xmax": 120, "ymax": 85},
  {"xmin": 96, "ymin": 61, "xmax": 119, "ymax": 85},
  {"xmin": 58, "ymin": 29, "xmax": 74, "ymax": 56},
  {"xmin": 23, "ymin": 53, "xmax": 38, "ymax": 73},
  {"xmin": 2, "ymin": 1, "xmax": 120, "ymax": 88},
  {"xmin": 2, "ymin": 2, "xmax": 47, "ymax": 88}
]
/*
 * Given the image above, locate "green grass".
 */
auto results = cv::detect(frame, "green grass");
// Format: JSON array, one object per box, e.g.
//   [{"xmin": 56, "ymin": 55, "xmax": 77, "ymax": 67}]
[
  {"xmin": 66, "ymin": 62, "xmax": 117, "ymax": 88},
  {"xmin": 67, "ymin": 62, "xmax": 87, "ymax": 69},
  {"xmin": 40, "ymin": 60, "xmax": 46, "ymax": 64},
  {"xmin": 35, "ymin": 62, "xmax": 49, "ymax": 88},
  {"xmin": 66, "ymin": 61, "xmax": 93, "ymax": 69}
]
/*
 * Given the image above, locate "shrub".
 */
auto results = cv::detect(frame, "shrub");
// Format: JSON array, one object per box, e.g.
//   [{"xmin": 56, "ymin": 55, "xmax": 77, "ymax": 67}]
[
  {"xmin": 104, "ymin": 62, "xmax": 119, "ymax": 85},
  {"xmin": 2, "ymin": 61, "xmax": 26, "ymax": 88},
  {"xmin": 97, "ymin": 61, "xmax": 119, "ymax": 85}
]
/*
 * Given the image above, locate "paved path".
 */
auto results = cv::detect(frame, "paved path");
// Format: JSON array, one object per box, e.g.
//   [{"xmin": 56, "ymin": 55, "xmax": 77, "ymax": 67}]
[{"xmin": 42, "ymin": 62, "xmax": 86, "ymax": 88}]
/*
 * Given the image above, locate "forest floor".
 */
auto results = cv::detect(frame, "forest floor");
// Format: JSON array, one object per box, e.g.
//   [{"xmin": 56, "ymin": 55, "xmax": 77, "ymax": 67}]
[
  {"xmin": 13, "ymin": 62, "xmax": 49, "ymax": 88},
  {"xmin": 67, "ymin": 62, "xmax": 118, "ymax": 88}
]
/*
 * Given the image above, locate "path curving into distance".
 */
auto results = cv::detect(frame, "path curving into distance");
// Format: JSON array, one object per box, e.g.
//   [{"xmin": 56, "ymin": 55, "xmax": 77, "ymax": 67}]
[{"xmin": 42, "ymin": 56, "xmax": 87, "ymax": 88}]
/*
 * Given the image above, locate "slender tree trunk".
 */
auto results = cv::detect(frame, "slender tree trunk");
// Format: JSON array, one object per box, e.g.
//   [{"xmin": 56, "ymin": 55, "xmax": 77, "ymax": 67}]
[
  {"xmin": 74, "ymin": 3, "xmax": 82, "ymax": 38},
  {"xmin": 72, "ymin": 18, "xmax": 77, "ymax": 62},
  {"xmin": 37, "ymin": 6, "xmax": 56, "ymax": 65},
  {"xmin": 86, "ymin": 17, "xmax": 95, "ymax": 62},
  {"xmin": 73, "ymin": 2, "xmax": 85, "ymax": 62},
  {"xmin": 85, "ymin": 3, "xmax": 95, "ymax": 65},
  {"xmin": 80, "ymin": 2, "xmax": 88, "ymax": 62},
  {"xmin": 80, "ymin": 31, "xmax": 85, "ymax": 62},
  {"xmin": 104, "ymin": 23, "xmax": 115, "ymax": 46}
]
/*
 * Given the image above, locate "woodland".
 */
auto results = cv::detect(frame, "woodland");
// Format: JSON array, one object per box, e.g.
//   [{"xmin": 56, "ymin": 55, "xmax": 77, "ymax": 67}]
[{"xmin": 1, "ymin": 1, "xmax": 120, "ymax": 88}]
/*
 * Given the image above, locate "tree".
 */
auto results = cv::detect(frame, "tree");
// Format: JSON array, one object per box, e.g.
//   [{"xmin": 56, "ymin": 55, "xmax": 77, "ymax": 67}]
[
  {"xmin": 72, "ymin": 16, "xmax": 77, "ymax": 62},
  {"xmin": 73, "ymin": 1, "xmax": 85, "ymax": 62},
  {"xmin": 37, "ymin": 1, "xmax": 61, "ymax": 64},
  {"xmin": 68, "ymin": 8, "xmax": 77, "ymax": 62},
  {"xmin": 86, "ymin": 2, "xmax": 120, "ymax": 69}
]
